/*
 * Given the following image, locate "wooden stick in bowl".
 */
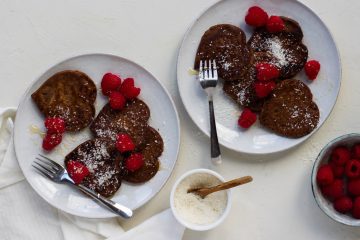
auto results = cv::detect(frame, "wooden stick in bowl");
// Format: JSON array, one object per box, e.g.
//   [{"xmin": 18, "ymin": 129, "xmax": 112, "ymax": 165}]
[{"xmin": 187, "ymin": 176, "xmax": 253, "ymax": 199}]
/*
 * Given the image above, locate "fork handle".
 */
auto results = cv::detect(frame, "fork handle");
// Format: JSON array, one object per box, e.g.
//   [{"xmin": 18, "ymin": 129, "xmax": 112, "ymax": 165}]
[
  {"xmin": 76, "ymin": 184, "xmax": 133, "ymax": 218},
  {"xmin": 209, "ymin": 100, "xmax": 222, "ymax": 165}
]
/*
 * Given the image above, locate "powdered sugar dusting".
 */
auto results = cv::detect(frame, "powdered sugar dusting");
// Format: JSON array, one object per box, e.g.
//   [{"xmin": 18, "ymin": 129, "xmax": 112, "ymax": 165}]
[
  {"xmin": 261, "ymin": 80, "xmax": 319, "ymax": 137},
  {"xmin": 266, "ymin": 37, "xmax": 289, "ymax": 67},
  {"xmin": 74, "ymin": 139, "xmax": 109, "ymax": 173},
  {"xmin": 65, "ymin": 138, "xmax": 122, "ymax": 197},
  {"xmin": 248, "ymin": 28, "xmax": 308, "ymax": 80},
  {"xmin": 91, "ymin": 100, "xmax": 150, "ymax": 147},
  {"xmin": 223, "ymin": 62, "xmax": 232, "ymax": 71},
  {"xmin": 237, "ymin": 88, "xmax": 247, "ymax": 103},
  {"xmin": 96, "ymin": 169, "xmax": 116, "ymax": 186}
]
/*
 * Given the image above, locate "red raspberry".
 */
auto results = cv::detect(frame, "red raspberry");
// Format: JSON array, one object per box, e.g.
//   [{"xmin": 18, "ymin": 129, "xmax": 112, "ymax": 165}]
[
  {"xmin": 321, "ymin": 185, "xmax": 334, "ymax": 199},
  {"xmin": 345, "ymin": 159, "xmax": 360, "ymax": 179},
  {"xmin": 44, "ymin": 117, "xmax": 65, "ymax": 134},
  {"xmin": 266, "ymin": 16, "xmax": 285, "ymax": 33},
  {"xmin": 331, "ymin": 147, "xmax": 350, "ymax": 166},
  {"xmin": 238, "ymin": 108, "xmax": 257, "ymax": 129},
  {"xmin": 330, "ymin": 162, "xmax": 344, "ymax": 178},
  {"xmin": 352, "ymin": 144, "xmax": 360, "ymax": 159},
  {"xmin": 66, "ymin": 160, "xmax": 90, "ymax": 185},
  {"xmin": 348, "ymin": 179, "xmax": 360, "ymax": 196},
  {"xmin": 254, "ymin": 81, "xmax": 276, "ymax": 98},
  {"xmin": 334, "ymin": 196, "xmax": 353, "ymax": 214},
  {"xmin": 321, "ymin": 179, "xmax": 344, "ymax": 200},
  {"xmin": 304, "ymin": 60, "xmax": 320, "ymax": 80},
  {"xmin": 42, "ymin": 133, "xmax": 62, "ymax": 151},
  {"xmin": 331, "ymin": 179, "xmax": 345, "ymax": 199},
  {"xmin": 101, "ymin": 73, "xmax": 121, "ymax": 96},
  {"xmin": 353, "ymin": 197, "xmax": 360, "ymax": 219},
  {"xmin": 125, "ymin": 153, "xmax": 144, "ymax": 172},
  {"xmin": 245, "ymin": 6, "xmax": 268, "ymax": 27},
  {"xmin": 109, "ymin": 92, "xmax": 126, "ymax": 110},
  {"xmin": 116, "ymin": 133, "xmax": 135, "ymax": 153},
  {"xmin": 316, "ymin": 164, "xmax": 334, "ymax": 186},
  {"xmin": 119, "ymin": 78, "xmax": 141, "ymax": 99},
  {"xmin": 256, "ymin": 62, "xmax": 280, "ymax": 81}
]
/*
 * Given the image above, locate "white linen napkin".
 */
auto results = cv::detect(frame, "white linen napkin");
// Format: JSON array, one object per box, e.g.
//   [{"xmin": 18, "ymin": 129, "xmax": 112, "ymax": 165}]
[
  {"xmin": 0, "ymin": 108, "xmax": 23, "ymax": 188},
  {"xmin": 0, "ymin": 107, "xmax": 185, "ymax": 240}
]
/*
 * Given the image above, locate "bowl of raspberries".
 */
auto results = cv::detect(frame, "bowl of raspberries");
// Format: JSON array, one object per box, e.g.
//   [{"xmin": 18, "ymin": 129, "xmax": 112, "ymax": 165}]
[{"xmin": 312, "ymin": 133, "xmax": 360, "ymax": 225}]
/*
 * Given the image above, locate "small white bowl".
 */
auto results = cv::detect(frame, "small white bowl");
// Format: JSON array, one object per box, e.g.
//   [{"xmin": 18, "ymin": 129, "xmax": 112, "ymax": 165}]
[
  {"xmin": 170, "ymin": 168, "xmax": 232, "ymax": 231},
  {"xmin": 312, "ymin": 133, "xmax": 360, "ymax": 226}
]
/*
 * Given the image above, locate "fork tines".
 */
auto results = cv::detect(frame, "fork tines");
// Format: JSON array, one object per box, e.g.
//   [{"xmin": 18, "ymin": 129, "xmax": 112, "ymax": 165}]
[
  {"xmin": 199, "ymin": 59, "xmax": 218, "ymax": 80},
  {"xmin": 32, "ymin": 154, "xmax": 62, "ymax": 179}
]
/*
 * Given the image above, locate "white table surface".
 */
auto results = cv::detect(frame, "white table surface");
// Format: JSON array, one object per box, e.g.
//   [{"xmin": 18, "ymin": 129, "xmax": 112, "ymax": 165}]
[{"xmin": 1, "ymin": 0, "xmax": 360, "ymax": 239}]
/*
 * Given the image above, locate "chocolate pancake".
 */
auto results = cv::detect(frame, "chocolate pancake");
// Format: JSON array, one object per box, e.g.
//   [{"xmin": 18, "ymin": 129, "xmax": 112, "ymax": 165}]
[
  {"xmin": 123, "ymin": 127, "xmax": 163, "ymax": 183},
  {"xmin": 90, "ymin": 99, "xmax": 150, "ymax": 149},
  {"xmin": 31, "ymin": 70, "xmax": 96, "ymax": 132},
  {"xmin": 194, "ymin": 24, "xmax": 252, "ymax": 81},
  {"xmin": 65, "ymin": 138, "xmax": 123, "ymax": 197},
  {"xmin": 223, "ymin": 52, "xmax": 272, "ymax": 112},
  {"xmin": 224, "ymin": 17, "xmax": 308, "ymax": 111},
  {"xmin": 248, "ymin": 17, "xmax": 308, "ymax": 79},
  {"xmin": 259, "ymin": 79, "xmax": 319, "ymax": 138}
]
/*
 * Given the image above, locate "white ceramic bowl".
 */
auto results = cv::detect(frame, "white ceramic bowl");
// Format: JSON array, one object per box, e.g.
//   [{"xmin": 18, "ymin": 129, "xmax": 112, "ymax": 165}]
[
  {"xmin": 170, "ymin": 169, "xmax": 232, "ymax": 231},
  {"xmin": 311, "ymin": 133, "xmax": 360, "ymax": 226}
]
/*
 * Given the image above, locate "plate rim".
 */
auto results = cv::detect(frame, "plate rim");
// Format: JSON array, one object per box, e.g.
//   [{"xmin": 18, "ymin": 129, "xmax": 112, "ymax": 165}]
[
  {"xmin": 176, "ymin": 0, "xmax": 342, "ymax": 155},
  {"xmin": 14, "ymin": 52, "xmax": 181, "ymax": 218}
]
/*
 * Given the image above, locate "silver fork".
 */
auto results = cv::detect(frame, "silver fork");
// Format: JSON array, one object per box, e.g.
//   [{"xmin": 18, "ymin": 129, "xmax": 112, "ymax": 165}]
[
  {"xmin": 32, "ymin": 154, "xmax": 133, "ymax": 218},
  {"xmin": 199, "ymin": 59, "xmax": 222, "ymax": 165}
]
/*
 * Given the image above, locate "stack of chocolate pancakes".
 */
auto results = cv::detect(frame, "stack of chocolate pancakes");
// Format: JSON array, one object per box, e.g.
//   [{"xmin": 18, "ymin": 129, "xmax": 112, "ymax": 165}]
[
  {"xmin": 89, "ymin": 99, "xmax": 163, "ymax": 185},
  {"xmin": 194, "ymin": 17, "xmax": 319, "ymax": 138},
  {"xmin": 69, "ymin": 99, "xmax": 163, "ymax": 197},
  {"xmin": 32, "ymin": 71, "xmax": 163, "ymax": 198}
]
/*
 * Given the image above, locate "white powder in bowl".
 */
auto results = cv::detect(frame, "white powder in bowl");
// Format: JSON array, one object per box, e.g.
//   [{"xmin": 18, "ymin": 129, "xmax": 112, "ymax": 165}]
[{"xmin": 173, "ymin": 173, "xmax": 228, "ymax": 225}]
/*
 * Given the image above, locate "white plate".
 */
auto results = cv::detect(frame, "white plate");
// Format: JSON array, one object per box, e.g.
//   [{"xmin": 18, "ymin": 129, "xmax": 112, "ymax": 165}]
[
  {"xmin": 177, "ymin": 0, "xmax": 341, "ymax": 154},
  {"xmin": 14, "ymin": 53, "xmax": 180, "ymax": 218}
]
